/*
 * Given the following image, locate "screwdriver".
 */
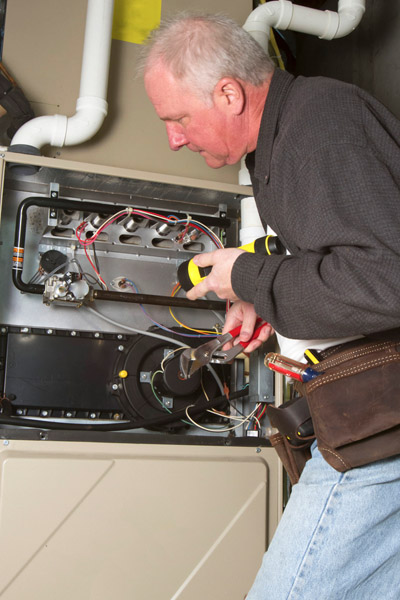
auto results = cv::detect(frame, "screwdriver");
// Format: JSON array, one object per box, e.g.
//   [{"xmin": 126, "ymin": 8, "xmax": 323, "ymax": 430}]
[
  {"xmin": 264, "ymin": 352, "xmax": 322, "ymax": 383},
  {"xmin": 177, "ymin": 235, "xmax": 285, "ymax": 292}
]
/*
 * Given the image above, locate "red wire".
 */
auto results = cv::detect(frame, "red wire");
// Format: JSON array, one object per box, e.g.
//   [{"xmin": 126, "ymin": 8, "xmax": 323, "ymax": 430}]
[{"xmin": 76, "ymin": 208, "xmax": 225, "ymax": 294}]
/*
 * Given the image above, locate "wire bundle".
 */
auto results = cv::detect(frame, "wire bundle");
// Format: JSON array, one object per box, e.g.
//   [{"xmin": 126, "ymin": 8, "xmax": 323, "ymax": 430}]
[{"xmin": 75, "ymin": 206, "xmax": 226, "ymax": 338}]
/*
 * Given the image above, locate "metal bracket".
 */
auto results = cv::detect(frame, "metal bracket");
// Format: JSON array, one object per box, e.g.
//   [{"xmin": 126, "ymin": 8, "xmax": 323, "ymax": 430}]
[
  {"xmin": 49, "ymin": 182, "xmax": 59, "ymax": 199},
  {"xmin": 140, "ymin": 371, "xmax": 151, "ymax": 383}
]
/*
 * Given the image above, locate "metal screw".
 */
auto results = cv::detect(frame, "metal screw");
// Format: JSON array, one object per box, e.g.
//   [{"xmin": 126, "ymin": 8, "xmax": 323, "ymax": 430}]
[
  {"xmin": 3, "ymin": 440, "xmax": 9, "ymax": 446},
  {"xmin": 1, "ymin": 327, "xmax": 7, "ymax": 333},
  {"xmin": 117, "ymin": 334, "xmax": 123, "ymax": 340},
  {"xmin": 163, "ymin": 397, "xmax": 173, "ymax": 409},
  {"xmin": 117, "ymin": 345, "xmax": 124, "ymax": 352},
  {"xmin": 256, "ymin": 448, "xmax": 261, "ymax": 453},
  {"xmin": 94, "ymin": 332, "xmax": 100, "ymax": 338},
  {"xmin": 70, "ymin": 331, "xmax": 77, "ymax": 336},
  {"xmin": 46, "ymin": 329, "xmax": 53, "ymax": 335},
  {"xmin": 111, "ymin": 383, "xmax": 119, "ymax": 391}
]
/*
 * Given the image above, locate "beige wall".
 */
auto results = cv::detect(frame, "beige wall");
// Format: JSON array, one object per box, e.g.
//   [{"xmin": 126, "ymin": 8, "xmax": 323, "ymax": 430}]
[{"xmin": 2, "ymin": 0, "xmax": 253, "ymax": 186}]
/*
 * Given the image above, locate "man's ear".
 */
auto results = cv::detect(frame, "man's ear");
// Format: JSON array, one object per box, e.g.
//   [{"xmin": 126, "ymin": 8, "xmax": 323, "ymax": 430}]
[{"xmin": 213, "ymin": 77, "xmax": 245, "ymax": 115}]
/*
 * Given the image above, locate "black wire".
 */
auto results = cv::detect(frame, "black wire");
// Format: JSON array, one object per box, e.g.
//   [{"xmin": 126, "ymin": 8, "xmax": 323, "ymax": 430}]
[
  {"xmin": 91, "ymin": 241, "xmax": 101, "ymax": 274},
  {"xmin": 227, "ymin": 396, "xmax": 248, "ymax": 419},
  {"xmin": 0, "ymin": 389, "xmax": 249, "ymax": 432},
  {"xmin": 70, "ymin": 258, "xmax": 98, "ymax": 285}
]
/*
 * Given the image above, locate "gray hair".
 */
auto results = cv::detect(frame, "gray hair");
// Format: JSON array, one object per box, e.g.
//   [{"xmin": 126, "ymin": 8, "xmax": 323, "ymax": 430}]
[{"xmin": 141, "ymin": 12, "xmax": 274, "ymax": 100}]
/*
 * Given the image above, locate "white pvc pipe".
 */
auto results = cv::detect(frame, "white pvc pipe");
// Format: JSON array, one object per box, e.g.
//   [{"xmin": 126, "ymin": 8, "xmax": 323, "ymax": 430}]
[
  {"xmin": 239, "ymin": 197, "xmax": 266, "ymax": 246},
  {"xmin": 243, "ymin": 0, "xmax": 366, "ymax": 53},
  {"xmin": 11, "ymin": 0, "xmax": 114, "ymax": 151}
]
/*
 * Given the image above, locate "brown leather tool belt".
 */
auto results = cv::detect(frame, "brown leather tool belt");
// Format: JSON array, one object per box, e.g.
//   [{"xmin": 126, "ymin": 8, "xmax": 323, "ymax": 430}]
[{"xmin": 266, "ymin": 328, "xmax": 400, "ymax": 484}]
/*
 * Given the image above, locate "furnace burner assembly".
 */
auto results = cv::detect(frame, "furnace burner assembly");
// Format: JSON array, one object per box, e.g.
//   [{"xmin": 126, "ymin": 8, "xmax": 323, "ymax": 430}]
[{"xmin": 12, "ymin": 195, "xmax": 228, "ymax": 311}]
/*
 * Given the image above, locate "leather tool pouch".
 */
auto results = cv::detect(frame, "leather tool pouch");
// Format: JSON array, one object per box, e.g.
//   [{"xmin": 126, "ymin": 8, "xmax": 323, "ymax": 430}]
[
  {"xmin": 299, "ymin": 328, "xmax": 400, "ymax": 472},
  {"xmin": 267, "ymin": 397, "xmax": 314, "ymax": 485},
  {"xmin": 267, "ymin": 328, "xmax": 400, "ymax": 483}
]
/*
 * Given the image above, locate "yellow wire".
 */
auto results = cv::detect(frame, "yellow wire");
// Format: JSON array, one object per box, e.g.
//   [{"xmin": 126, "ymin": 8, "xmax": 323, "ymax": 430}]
[
  {"xmin": 169, "ymin": 284, "xmax": 220, "ymax": 335},
  {"xmin": 259, "ymin": 0, "xmax": 285, "ymax": 71},
  {"xmin": 269, "ymin": 28, "xmax": 285, "ymax": 71}
]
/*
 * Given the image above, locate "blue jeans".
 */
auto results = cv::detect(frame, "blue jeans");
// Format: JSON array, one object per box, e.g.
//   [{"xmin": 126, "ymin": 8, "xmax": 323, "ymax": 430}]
[{"xmin": 247, "ymin": 442, "xmax": 400, "ymax": 599}]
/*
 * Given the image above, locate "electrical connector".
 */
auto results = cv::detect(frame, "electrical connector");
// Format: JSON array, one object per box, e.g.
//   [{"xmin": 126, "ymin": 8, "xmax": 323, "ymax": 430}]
[{"xmin": 246, "ymin": 430, "xmax": 260, "ymax": 438}]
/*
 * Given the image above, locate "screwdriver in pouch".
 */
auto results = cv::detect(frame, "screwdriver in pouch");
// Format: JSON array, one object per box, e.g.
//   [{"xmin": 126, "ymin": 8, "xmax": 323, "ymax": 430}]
[
  {"xmin": 177, "ymin": 235, "xmax": 286, "ymax": 292},
  {"xmin": 264, "ymin": 352, "xmax": 322, "ymax": 383}
]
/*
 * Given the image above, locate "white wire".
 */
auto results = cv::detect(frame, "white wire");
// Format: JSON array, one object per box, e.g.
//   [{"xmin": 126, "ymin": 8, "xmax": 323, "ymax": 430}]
[
  {"xmin": 86, "ymin": 306, "xmax": 189, "ymax": 348},
  {"xmin": 133, "ymin": 209, "xmax": 171, "ymax": 222},
  {"xmin": 208, "ymin": 409, "xmax": 249, "ymax": 423},
  {"xmin": 92, "ymin": 209, "xmax": 128, "ymax": 235},
  {"xmin": 184, "ymin": 403, "xmax": 260, "ymax": 433},
  {"xmin": 160, "ymin": 347, "xmax": 185, "ymax": 371},
  {"xmin": 190, "ymin": 219, "xmax": 223, "ymax": 248}
]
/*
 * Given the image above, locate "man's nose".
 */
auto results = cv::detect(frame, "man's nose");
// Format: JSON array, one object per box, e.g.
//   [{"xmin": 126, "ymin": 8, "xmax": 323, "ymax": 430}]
[{"xmin": 166, "ymin": 123, "xmax": 188, "ymax": 151}]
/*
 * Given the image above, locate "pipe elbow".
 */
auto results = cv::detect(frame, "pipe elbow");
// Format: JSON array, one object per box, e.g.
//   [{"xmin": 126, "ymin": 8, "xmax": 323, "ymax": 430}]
[
  {"xmin": 10, "ymin": 0, "xmax": 113, "ymax": 156},
  {"xmin": 243, "ymin": 1, "xmax": 293, "ymax": 53},
  {"xmin": 10, "ymin": 96, "xmax": 108, "ymax": 151},
  {"xmin": 242, "ymin": 27, "xmax": 270, "ymax": 53},
  {"xmin": 64, "ymin": 96, "xmax": 108, "ymax": 146},
  {"xmin": 243, "ymin": 1, "xmax": 293, "ymax": 30},
  {"xmin": 10, "ymin": 114, "xmax": 68, "ymax": 150},
  {"xmin": 243, "ymin": 0, "xmax": 365, "ymax": 44},
  {"xmin": 334, "ymin": 1, "xmax": 366, "ymax": 38}
]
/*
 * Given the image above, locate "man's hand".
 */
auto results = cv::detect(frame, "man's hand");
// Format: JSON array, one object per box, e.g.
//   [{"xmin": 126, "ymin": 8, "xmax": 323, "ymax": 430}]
[
  {"xmin": 222, "ymin": 300, "xmax": 274, "ymax": 353},
  {"xmin": 185, "ymin": 248, "xmax": 245, "ymax": 301}
]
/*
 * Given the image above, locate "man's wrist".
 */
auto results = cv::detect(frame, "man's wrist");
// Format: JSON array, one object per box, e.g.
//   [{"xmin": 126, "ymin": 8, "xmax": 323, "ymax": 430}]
[{"xmin": 231, "ymin": 252, "xmax": 265, "ymax": 302}]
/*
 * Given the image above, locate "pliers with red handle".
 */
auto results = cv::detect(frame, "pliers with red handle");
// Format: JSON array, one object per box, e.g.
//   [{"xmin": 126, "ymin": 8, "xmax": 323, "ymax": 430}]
[{"xmin": 179, "ymin": 319, "xmax": 266, "ymax": 379}]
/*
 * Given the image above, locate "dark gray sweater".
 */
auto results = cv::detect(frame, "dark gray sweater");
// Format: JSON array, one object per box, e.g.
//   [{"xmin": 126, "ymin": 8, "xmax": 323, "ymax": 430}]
[{"xmin": 232, "ymin": 68, "xmax": 400, "ymax": 339}]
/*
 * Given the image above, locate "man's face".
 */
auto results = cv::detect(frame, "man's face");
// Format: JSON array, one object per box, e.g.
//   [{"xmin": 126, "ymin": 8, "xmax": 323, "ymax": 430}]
[{"xmin": 144, "ymin": 62, "xmax": 245, "ymax": 169}]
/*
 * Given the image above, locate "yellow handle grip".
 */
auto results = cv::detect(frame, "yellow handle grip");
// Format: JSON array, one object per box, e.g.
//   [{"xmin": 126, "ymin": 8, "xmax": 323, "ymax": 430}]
[{"xmin": 177, "ymin": 235, "xmax": 285, "ymax": 291}]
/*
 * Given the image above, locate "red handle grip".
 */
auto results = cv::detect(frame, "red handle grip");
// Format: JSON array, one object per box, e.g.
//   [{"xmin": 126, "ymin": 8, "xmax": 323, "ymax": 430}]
[{"xmin": 229, "ymin": 319, "xmax": 266, "ymax": 348}]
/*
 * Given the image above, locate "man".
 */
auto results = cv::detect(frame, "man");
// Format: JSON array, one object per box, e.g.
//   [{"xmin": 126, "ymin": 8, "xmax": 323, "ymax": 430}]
[{"xmin": 143, "ymin": 13, "xmax": 400, "ymax": 600}]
